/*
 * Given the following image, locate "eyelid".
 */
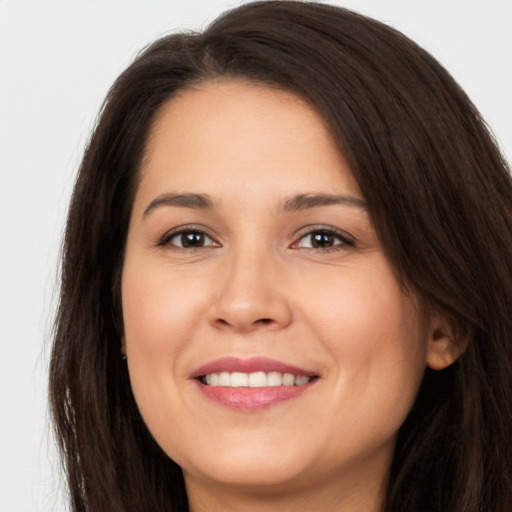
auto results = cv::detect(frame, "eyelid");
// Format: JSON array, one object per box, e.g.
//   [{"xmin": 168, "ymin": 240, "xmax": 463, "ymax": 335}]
[
  {"xmin": 157, "ymin": 224, "xmax": 221, "ymax": 248},
  {"xmin": 155, "ymin": 223, "xmax": 355, "ymax": 251},
  {"xmin": 290, "ymin": 225, "xmax": 356, "ymax": 249}
]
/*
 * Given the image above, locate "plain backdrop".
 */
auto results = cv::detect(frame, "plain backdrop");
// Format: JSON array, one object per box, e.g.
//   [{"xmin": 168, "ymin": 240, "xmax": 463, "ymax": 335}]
[{"xmin": 0, "ymin": 1, "xmax": 510, "ymax": 510}]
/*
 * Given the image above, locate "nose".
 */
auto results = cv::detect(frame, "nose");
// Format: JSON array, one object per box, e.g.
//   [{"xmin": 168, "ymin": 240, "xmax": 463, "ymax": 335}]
[{"xmin": 207, "ymin": 250, "xmax": 293, "ymax": 334}]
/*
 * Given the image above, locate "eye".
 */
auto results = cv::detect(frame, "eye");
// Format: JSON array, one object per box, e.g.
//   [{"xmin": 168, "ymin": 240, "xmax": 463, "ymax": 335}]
[
  {"xmin": 158, "ymin": 229, "xmax": 219, "ymax": 249},
  {"xmin": 292, "ymin": 228, "xmax": 354, "ymax": 250}
]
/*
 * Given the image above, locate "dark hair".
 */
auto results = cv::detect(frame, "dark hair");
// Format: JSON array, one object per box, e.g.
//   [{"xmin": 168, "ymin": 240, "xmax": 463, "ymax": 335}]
[{"xmin": 50, "ymin": 2, "xmax": 512, "ymax": 510}]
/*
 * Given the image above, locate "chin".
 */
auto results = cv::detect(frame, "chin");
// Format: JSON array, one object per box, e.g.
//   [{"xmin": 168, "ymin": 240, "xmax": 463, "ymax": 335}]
[
  {"xmin": 183, "ymin": 453, "xmax": 314, "ymax": 491},
  {"xmin": 165, "ymin": 432, "xmax": 317, "ymax": 490}
]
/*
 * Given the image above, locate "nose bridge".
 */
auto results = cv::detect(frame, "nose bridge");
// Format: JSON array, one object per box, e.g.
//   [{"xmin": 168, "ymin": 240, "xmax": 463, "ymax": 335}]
[{"xmin": 208, "ymin": 237, "xmax": 292, "ymax": 332}]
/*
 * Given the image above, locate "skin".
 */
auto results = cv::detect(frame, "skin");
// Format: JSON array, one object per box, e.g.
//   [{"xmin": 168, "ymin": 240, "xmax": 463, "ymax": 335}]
[{"xmin": 121, "ymin": 80, "xmax": 460, "ymax": 511}]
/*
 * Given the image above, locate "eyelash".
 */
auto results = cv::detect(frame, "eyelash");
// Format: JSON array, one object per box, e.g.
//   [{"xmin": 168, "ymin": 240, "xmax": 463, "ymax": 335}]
[
  {"xmin": 291, "ymin": 226, "xmax": 355, "ymax": 251},
  {"xmin": 156, "ymin": 226, "xmax": 355, "ymax": 252},
  {"xmin": 157, "ymin": 226, "xmax": 218, "ymax": 250}
]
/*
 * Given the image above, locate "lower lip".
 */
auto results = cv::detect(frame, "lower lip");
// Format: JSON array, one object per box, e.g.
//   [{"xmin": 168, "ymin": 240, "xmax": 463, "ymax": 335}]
[{"xmin": 194, "ymin": 380, "xmax": 316, "ymax": 410}]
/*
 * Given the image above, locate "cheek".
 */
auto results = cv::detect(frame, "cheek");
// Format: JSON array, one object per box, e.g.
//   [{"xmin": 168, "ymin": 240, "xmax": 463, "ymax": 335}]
[
  {"xmin": 120, "ymin": 259, "xmax": 209, "ymax": 421},
  {"xmin": 301, "ymin": 262, "xmax": 424, "ymax": 348},
  {"xmin": 299, "ymin": 264, "xmax": 428, "ymax": 425},
  {"xmin": 121, "ymin": 261, "xmax": 207, "ymax": 356}
]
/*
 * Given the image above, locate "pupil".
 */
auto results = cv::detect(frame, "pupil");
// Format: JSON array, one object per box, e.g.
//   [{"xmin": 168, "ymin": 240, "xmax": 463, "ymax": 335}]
[
  {"xmin": 312, "ymin": 232, "xmax": 333, "ymax": 247},
  {"xmin": 182, "ymin": 232, "xmax": 204, "ymax": 247}
]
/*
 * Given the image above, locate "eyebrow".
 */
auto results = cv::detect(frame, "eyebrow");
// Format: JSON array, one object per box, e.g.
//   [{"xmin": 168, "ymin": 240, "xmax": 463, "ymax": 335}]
[
  {"xmin": 283, "ymin": 193, "xmax": 367, "ymax": 212},
  {"xmin": 143, "ymin": 193, "xmax": 214, "ymax": 216},
  {"xmin": 143, "ymin": 191, "xmax": 368, "ymax": 217}
]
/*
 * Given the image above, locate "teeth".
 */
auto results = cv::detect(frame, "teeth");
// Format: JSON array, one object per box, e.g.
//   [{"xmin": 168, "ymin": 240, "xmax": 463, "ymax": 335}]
[
  {"xmin": 219, "ymin": 372, "xmax": 230, "ymax": 386},
  {"xmin": 248, "ymin": 371, "xmax": 267, "ymax": 387},
  {"xmin": 230, "ymin": 372, "xmax": 248, "ymax": 387},
  {"xmin": 282, "ymin": 373, "xmax": 295, "ymax": 386},
  {"xmin": 201, "ymin": 371, "xmax": 313, "ymax": 388},
  {"xmin": 267, "ymin": 371, "xmax": 282, "ymax": 386},
  {"xmin": 294, "ymin": 375, "xmax": 310, "ymax": 386}
]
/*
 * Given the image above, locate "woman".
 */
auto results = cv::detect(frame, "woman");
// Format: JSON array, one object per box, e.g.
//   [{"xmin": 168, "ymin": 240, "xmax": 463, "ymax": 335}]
[{"xmin": 50, "ymin": 1, "xmax": 512, "ymax": 511}]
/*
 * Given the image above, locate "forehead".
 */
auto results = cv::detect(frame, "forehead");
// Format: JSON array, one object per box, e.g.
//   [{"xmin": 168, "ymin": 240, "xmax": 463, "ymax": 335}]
[{"xmin": 135, "ymin": 79, "xmax": 362, "ymax": 210}]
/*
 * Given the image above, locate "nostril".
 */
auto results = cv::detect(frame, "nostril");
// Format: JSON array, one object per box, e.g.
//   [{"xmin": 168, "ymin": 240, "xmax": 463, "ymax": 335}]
[{"xmin": 212, "ymin": 316, "xmax": 275, "ymax": 332}]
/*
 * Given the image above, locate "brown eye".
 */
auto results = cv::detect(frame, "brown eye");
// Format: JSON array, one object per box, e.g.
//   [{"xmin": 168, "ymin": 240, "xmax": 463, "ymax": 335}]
[
  {"xmin": 160, "ymin": 230, "xmax": 218, "ymax": 249},
  {"xmin": 294, "ymin": 229, "xmax": 355, "ymax": 250},
  {"xmin": 179, "ymin": 232, "xmax": 206, "ymax": 247},
  {"xmin": 310, "ymin": 232, "xmax": 336, "ymax": 248}
]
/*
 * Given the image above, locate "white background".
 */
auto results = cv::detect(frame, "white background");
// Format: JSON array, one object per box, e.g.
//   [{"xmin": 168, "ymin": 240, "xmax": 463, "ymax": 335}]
[{"xmin": 0, "ymin": 1, "xmax": 510, "ymax": 510}]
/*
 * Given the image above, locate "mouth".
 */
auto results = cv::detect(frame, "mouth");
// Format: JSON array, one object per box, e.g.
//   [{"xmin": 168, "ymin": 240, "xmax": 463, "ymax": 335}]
[
  {"xmin": 200, "ymin": 371, "xmax": 314, "ymax": 387},
  {"xmin": 190, "ymin": 357, "xmax": 319, "ymax": 410}
]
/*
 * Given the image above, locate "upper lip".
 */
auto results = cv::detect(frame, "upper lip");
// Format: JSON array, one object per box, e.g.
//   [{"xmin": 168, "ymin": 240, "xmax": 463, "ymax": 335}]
[{"xmin": 189, "ymin": 356, "xmax": 318, "ymax": 379}]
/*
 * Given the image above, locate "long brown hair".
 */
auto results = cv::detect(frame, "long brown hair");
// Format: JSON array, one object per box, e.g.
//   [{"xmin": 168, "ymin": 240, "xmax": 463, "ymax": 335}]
[{"xmin": 50, "ymin": 2, "xmax": 512, "ymax": 510}]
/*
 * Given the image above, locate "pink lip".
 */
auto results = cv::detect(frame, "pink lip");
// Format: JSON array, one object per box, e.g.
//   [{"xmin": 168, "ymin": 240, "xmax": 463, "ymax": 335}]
[
  {"xmin": 189, "ymin": 357, "xmax": 319, "ymax": 411},
  {"xmin": 189, "ymin": 356, "xmax": 316, "ymax": 379}
]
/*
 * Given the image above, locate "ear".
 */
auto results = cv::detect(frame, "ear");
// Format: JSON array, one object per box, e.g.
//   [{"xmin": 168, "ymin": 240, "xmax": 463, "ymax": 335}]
[{"xmin": 425, "ymin": 312, "xmax": 468, "ymax": 370}]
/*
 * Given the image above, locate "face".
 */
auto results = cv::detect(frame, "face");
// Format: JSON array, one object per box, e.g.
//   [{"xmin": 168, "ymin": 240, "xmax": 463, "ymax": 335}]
[{"xmin": 121, "ymin": 80, "xmax": 441, "ymax": 503}]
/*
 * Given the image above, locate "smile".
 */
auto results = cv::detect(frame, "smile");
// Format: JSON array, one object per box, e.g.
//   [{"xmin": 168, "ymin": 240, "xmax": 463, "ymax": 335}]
[
  {"xmin": 191, "ymin": 357, "xmax": 319, "ymax": 410},
  {"xmin": 201, "ymin": 371, "xmax": 313, "ymax": 387}
]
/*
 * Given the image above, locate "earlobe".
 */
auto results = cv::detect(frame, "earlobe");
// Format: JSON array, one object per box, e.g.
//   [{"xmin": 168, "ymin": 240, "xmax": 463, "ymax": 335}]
[{"xmin": 425, "ymin": 314, "xmax": 468, "ymax": 370}]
